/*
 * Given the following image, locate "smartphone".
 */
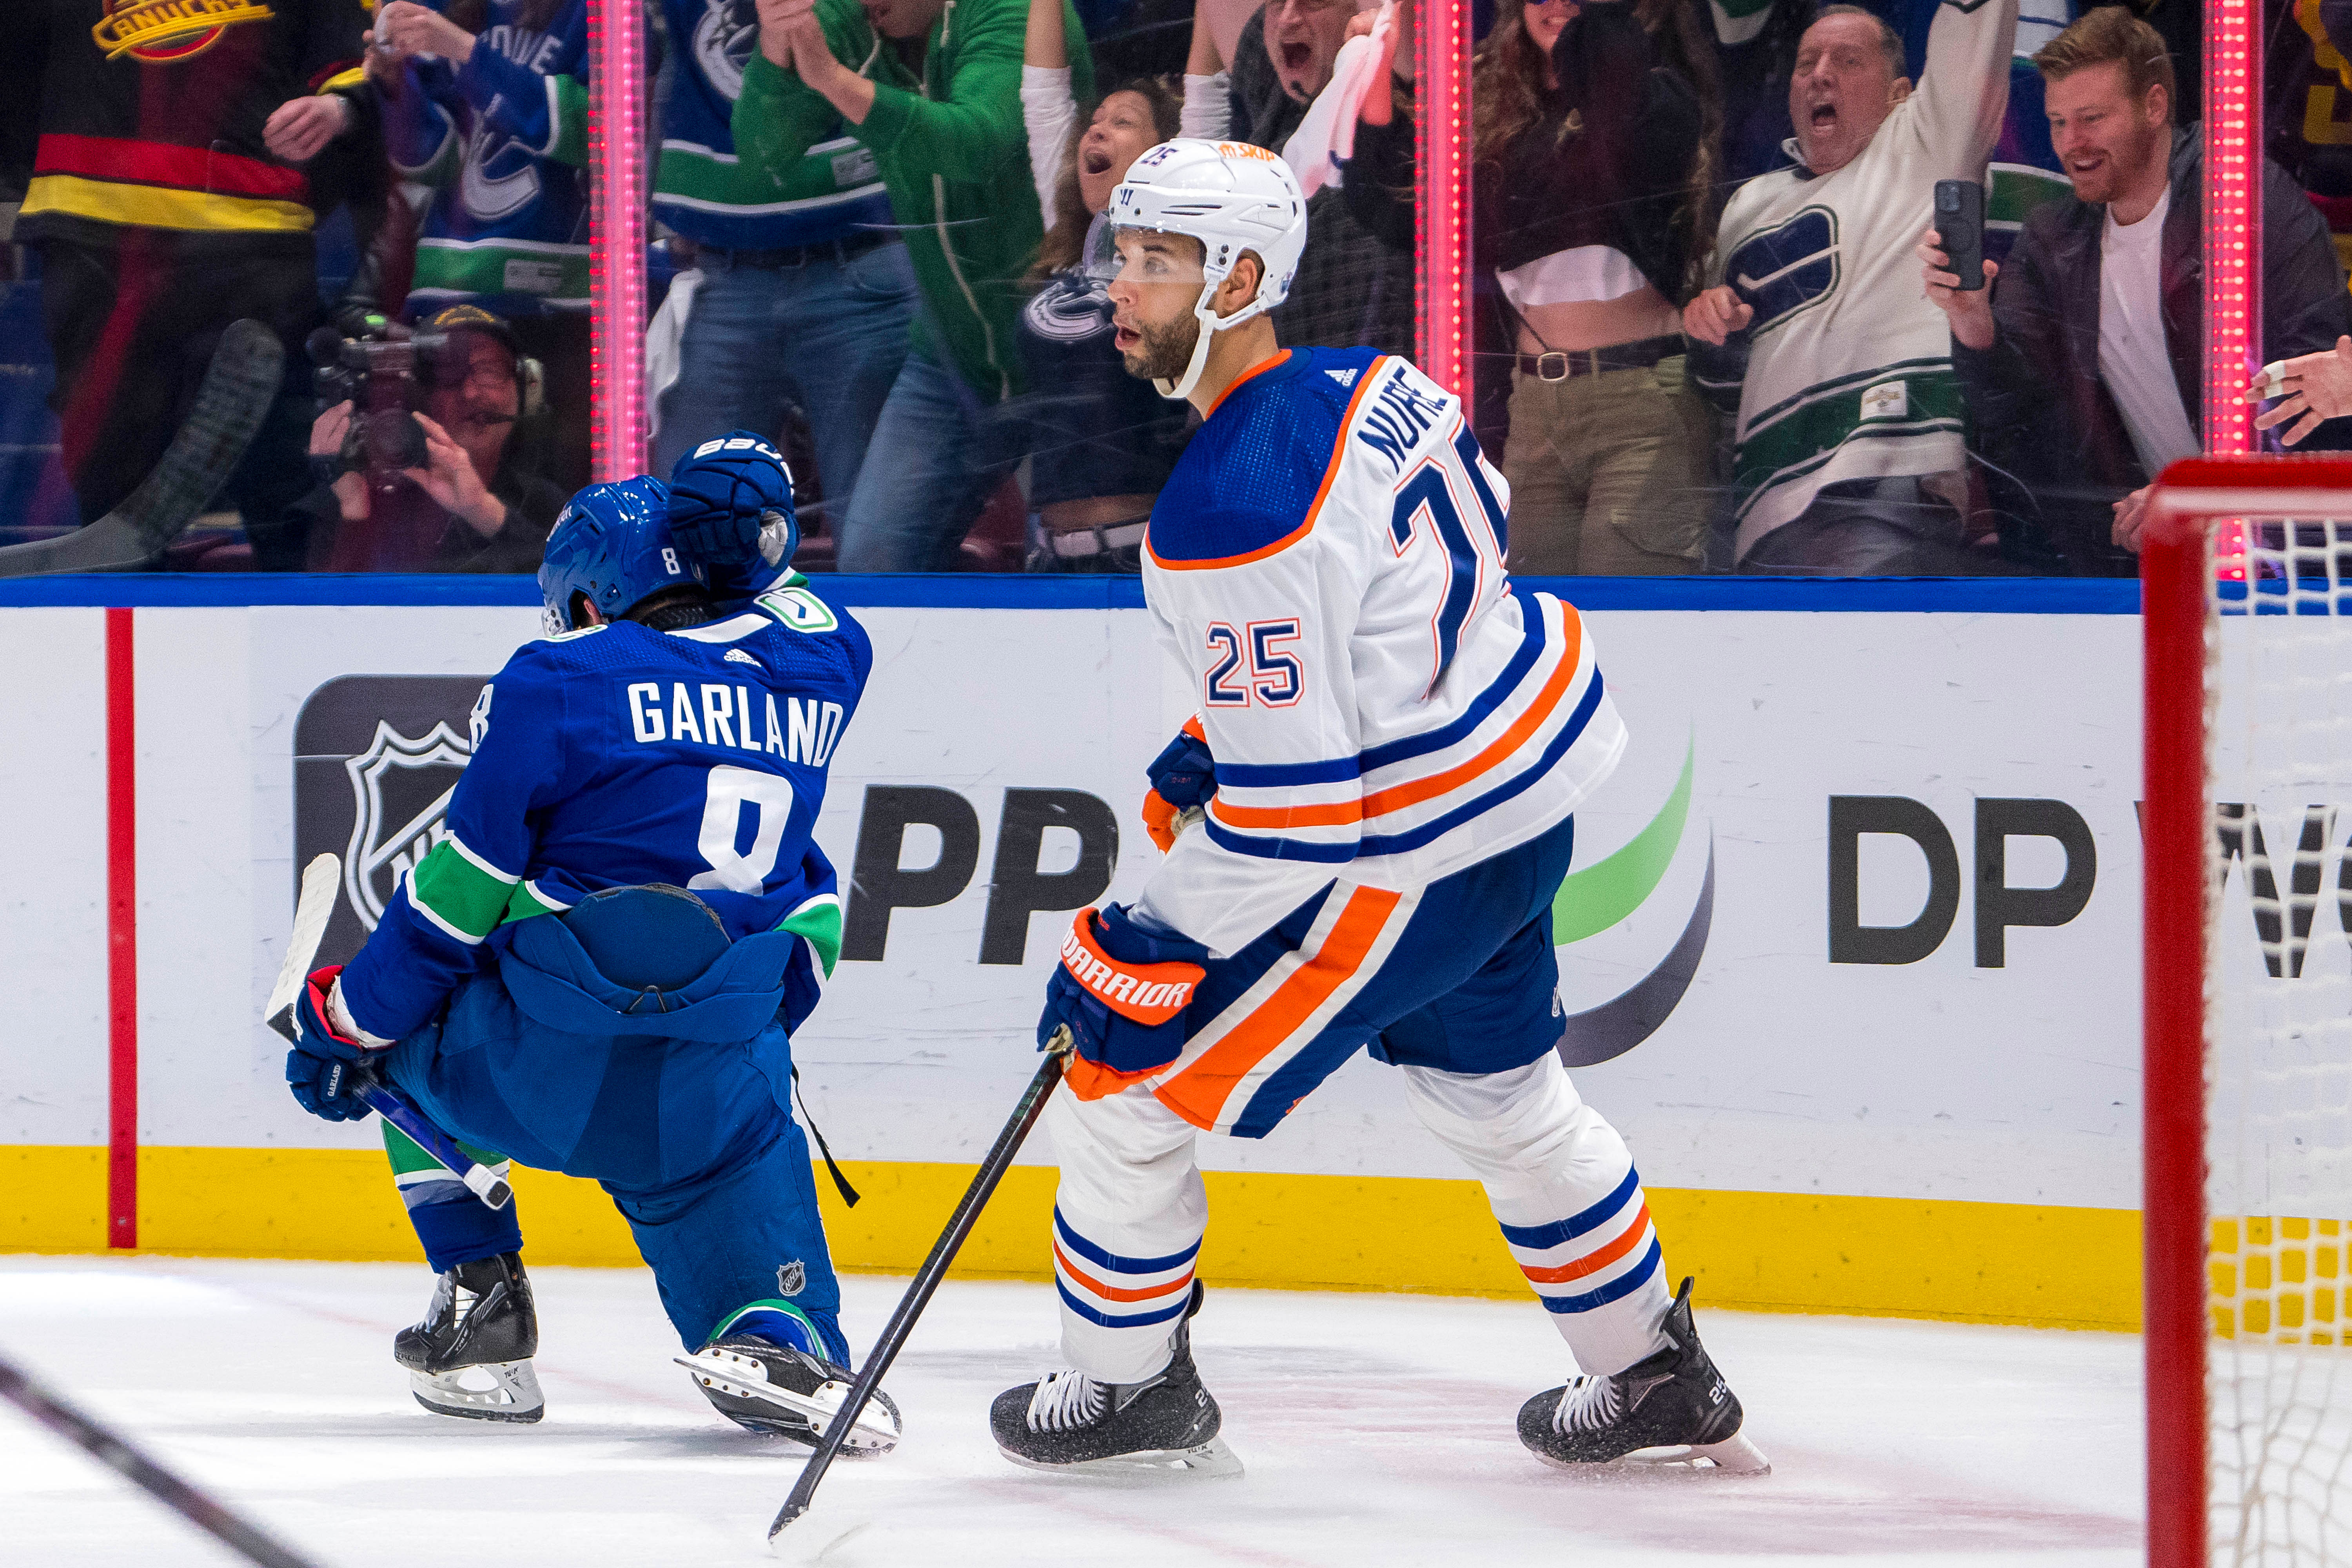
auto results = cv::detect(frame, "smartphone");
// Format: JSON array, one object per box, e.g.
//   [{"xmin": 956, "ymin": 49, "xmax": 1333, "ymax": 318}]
[{"xmin": 1934, "ymin": 179, "xmax": 1987, "ymax": 292}]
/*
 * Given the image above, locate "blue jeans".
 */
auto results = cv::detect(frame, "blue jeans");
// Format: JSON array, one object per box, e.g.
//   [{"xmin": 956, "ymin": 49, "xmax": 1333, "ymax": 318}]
[
  {"xmin": 653, "ymin": 241, "xmax": 916, "ymax": 528},
  {"xmin": 835, "ymin": 350, "xmax": 1014, "ymax": 572}
]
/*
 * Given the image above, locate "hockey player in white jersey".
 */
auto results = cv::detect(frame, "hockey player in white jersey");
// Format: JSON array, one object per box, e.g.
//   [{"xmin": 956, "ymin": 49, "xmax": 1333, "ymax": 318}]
[{"xmin": 989, "ymin": 140, "xmax": 1766, "ymax": 1479}]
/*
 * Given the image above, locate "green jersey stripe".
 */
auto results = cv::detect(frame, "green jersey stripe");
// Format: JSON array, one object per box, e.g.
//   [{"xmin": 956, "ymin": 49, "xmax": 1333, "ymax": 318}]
[
  {"xmin": 408, "ymin": 837, "xmax": 520, "ymax": 944},
  {"xmin": 779, "ymin": 894, "xmax": 843, "ymax": 980}
]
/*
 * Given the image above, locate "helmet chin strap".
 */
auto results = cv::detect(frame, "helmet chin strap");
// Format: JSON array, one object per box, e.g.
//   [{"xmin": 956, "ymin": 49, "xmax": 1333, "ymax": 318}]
[{"xmin": 1153, "ymin": 279, "xmax": 1227, "ymax": 403}]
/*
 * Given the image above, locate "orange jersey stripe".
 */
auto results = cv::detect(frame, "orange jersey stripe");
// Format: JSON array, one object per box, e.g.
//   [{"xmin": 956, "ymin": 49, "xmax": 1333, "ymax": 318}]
[
  {"xmin": 1149, "ymin": 356, "xmax": 1387, "ymax": 573},
  {"xmin": 1208, "ymin": 602, "xmax": 1586, "ymax": 831},
  {"xmin": 1520, "ymin": 1205, "xmax": 1653, "ymax": 1285},
  {"xmin": 1154, "ymin": 885, "xmax": 1402, "ymax": 1129},
  {"xmin": 1053, "ymin": 1242, "xmax": 1196, "ymax": 1303}
]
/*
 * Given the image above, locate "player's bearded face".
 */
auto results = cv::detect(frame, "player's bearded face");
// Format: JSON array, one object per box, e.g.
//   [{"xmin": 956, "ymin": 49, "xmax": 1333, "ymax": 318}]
[{"xmin": 1106, "ymin": 230, "xmax": 1212, "ymax": 382}]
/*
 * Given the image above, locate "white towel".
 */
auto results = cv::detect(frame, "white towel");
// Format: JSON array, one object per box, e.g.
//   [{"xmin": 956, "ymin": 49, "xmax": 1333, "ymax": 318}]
[{"xmin": 1279, "ymin": 0, "xmax": 1395, "ymax": 198}]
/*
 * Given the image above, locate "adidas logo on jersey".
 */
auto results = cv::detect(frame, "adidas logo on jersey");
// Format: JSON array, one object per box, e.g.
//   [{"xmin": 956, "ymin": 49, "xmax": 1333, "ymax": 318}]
[
  {"xmin": 725, "ymin": 649, "xmax": 759, "ymax": 666},
  {"xmin": 1327, "ymin": 368, "xmax": 1358, "ymax": 387}
]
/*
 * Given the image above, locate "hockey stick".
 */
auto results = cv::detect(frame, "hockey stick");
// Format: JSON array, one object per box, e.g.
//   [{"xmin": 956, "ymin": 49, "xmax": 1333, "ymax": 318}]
[
  {"xmin": 0, "ymin": 319, "xmax": 284, "ymax": 577},
  {"xmin": 265, "ymin": 854, "xmax": 512, "ymax": 1210},
  {"xmin": 0, "ymin": 1345, "xmax": 325, "ymax": 1568},
  {"xmin": 767, "ymin": 1029, "xmax": 1074, "ymax": 1557}
]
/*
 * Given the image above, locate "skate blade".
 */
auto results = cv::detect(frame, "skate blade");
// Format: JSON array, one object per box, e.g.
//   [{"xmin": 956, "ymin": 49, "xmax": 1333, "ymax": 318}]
[
  {"xmin": 1542, "ymin": 1431, "xmax": 1771, "ymax": 1478},
  {"xmin": 997, "ymin": 1436, "xmax": 1243, "ymax": 1483},
  {"xmin": 673, "ymin": 1352, "xmax": 899, "ymax": 1454},
  {"xmin": 409, "ymin": 1360, "xmax": 543, "ymax": 1423}
]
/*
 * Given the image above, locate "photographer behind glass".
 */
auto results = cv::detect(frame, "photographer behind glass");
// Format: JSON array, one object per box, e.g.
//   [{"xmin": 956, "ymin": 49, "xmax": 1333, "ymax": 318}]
[{"xmin": 295, "ymin": 305, "xmax": 566, "ymax": 572}]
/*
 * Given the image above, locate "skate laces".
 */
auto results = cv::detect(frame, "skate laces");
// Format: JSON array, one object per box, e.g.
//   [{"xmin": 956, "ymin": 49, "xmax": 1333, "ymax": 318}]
[
  {"xmin": 1026, "ymin": 1368, "xmax": 1107, "ymax": 1431},
  {"xmin": 1553, "ymin": 1373, "xmax": 1624, "ymax": 1435}
]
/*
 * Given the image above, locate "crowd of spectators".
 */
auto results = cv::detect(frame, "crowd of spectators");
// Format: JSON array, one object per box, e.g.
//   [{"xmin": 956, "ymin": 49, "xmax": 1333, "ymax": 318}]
[{"xmin": 1, "ymin": 0, "xmax": 2348, "ymax": 578}]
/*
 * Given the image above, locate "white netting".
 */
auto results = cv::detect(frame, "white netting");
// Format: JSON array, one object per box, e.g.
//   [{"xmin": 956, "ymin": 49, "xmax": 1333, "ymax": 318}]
[{"xmin": 2206, "ymin": 515, "xmax": 2352, "ymax": 1565}]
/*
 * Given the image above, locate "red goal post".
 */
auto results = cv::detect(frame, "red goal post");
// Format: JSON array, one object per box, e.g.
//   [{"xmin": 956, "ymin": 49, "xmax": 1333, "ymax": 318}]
[{"xmin": 2142, "ymin": 457, "xmax": 2352, "ymax": 1568}]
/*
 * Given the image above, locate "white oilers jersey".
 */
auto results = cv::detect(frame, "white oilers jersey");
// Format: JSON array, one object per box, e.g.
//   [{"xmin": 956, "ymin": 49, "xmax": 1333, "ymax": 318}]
[
  {"xmin": 1136, "ymin": 348, "xmax": 1626, "ymax": 957},
  {"xmin": 1703, "ymin": 0, "xmax": 2017, "ymax": 555}
]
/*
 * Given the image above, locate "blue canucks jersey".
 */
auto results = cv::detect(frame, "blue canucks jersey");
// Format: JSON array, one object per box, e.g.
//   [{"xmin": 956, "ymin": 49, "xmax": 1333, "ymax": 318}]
[
  {"xmin": 339, "ymin": 578, "xmax": 872, "ymax": 1042},
  {"xmin": 387, "ymin": 0, "xmax": 593, "ymax": 316}
]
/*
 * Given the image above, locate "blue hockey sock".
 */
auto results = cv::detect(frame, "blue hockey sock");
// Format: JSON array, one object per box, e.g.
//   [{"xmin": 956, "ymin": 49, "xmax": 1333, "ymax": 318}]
[
  {"xmin": 707, "ymin": 1298, "xmax": 849, "ymax": 1366},
  {"xmin": 387, "ymin": 1123, "xmax": 522, "ymax": 1272}
]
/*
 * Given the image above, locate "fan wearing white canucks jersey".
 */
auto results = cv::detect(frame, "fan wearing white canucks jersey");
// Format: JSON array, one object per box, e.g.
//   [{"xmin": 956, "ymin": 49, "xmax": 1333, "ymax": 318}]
[
  {"xmin": 280, "ymin": 441, "xmax": 900, "ymax": 1454},
  {"xmin": 990, "ymin": 141, "xmax": 1767, "ymax": 1479}
]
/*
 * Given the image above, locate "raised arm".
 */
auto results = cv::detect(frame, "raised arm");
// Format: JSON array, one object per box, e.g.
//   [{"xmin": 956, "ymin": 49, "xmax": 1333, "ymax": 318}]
[
  {"xmin": 1903, "ymin": 0, "xmax": 2018, "ymax": 175},
  {"xmin": 1183, "ymin": 2, "xmax": 1232, "ymax": 138},
  {"xmin": 1022, "ymin": 0, "xmax": 1080, "ymax": 217}
]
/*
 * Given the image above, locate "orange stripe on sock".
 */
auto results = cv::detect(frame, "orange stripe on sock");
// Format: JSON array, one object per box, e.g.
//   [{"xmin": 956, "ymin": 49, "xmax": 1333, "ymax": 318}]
[
  {"xmin": 1152, "ymin": 885, "xmax": 1402, "ymax": 1130},
  {"xmin": 1052, "ymin": 1242, "xmax": 1196, "ymax": 1303},
  {"xmin": 1519, "ymin": 1205, "xmax": 1653, "ymax": 1285},
  {"xmin": 1208, "ymin": 603, "xmax": 1583, "ymax": 831}
]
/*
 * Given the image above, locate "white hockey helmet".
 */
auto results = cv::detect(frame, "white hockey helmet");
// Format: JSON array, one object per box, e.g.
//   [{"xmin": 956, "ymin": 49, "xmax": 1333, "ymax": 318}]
[{"xmin": 1106, "ymin": 138, "xmax": 1308, "ymax": 401}]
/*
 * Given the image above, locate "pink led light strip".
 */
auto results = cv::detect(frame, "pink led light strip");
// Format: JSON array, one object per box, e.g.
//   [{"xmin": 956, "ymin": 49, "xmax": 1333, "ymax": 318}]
[
  {"xmin": 1414, "ymin": 0, "xmax": 1470, "ymax": 405},
  {"xmin": 586, "ymin": 0, "xmax": 646, "ymax": 483},
  {"xmin": 2204, "ymin": 0, "xmax": 2259, "ymax": 579}
]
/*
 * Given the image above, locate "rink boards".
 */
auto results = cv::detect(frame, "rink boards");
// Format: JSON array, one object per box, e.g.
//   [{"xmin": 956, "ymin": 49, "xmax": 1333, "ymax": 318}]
[{"xmin": 0, "ymin": 575, "xmax": 2224, "ymax": 1329}]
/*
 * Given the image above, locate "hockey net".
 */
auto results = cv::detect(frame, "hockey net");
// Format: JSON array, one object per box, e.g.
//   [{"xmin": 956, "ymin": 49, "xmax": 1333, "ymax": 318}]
[{"xmin": 2145, "ymin": 458, "xmax": 2352, "ymax": 1568}]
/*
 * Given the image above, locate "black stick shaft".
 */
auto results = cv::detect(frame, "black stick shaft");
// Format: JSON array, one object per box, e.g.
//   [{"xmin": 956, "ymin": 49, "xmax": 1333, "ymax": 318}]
[
  {"xmin": 769, "ymin": 1044, "xmax": 1069, "ymax": 1541},
  {"xmin": 0, "ymin": 1349, "xmax": 324, "ymax": 1568}
]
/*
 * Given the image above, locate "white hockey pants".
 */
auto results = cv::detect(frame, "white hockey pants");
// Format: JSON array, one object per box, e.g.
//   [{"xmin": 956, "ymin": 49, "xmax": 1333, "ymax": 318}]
[{"xmin": 1044, "ymin": 1051, "xmax": 1673, "ymax": 1385}]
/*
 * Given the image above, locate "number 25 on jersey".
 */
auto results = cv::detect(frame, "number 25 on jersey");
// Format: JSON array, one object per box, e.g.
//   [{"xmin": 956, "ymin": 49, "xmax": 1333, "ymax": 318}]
[{"xmin": 1205, "ymin": 620, "xmax": 1303, "ymax": 708}]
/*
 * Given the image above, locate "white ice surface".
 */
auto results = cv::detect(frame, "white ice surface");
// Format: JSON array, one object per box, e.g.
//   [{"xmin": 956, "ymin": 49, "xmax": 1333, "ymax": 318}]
[{"xmin": 0, "ymin": 1256, "xmax": 2141, "ymax": 1566}]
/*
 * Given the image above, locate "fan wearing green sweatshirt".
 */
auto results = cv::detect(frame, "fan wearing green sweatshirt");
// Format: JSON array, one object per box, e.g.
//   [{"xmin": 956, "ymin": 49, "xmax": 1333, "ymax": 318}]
[{"xmin": 739, "ymin": 0, "xmax": 1094, "ymax": 570}]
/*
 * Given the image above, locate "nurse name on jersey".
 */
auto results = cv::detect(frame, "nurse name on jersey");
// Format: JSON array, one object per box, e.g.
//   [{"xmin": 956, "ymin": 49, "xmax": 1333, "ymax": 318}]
[
  {"xmin": 1355, "ymin": 361, "xmax": 1453, "ymax": 475},
  {"xmin": 625, "ymin": 681, "xmax": 844, "ymax": 767}
]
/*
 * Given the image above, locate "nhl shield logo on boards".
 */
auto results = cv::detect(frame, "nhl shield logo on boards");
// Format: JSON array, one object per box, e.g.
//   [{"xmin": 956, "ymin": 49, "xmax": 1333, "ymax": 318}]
[
  {"xmin": 343, "ymin": 718, "xmax": 473, "ymax": 930},
  {"xmin": 294, "ymin": 675, "xmax": 490, "ymax": 969}
]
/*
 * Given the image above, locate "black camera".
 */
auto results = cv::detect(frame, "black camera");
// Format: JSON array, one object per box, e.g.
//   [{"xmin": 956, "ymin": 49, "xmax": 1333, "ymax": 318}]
[{"xmin": 307, "ymin": 319, "xmax": 451, "ymax": 491}]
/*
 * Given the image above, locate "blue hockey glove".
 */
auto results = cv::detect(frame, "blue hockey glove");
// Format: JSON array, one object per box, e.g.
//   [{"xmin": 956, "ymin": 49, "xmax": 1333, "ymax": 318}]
[
  {"xmin": 1143, "ymin": 716, "xmax": 1214, "ymax": 854},
  {"xmin": 284, "ymin": 966, "xmax": 376, "ymax": 1122},
  {"xmin": 668, "ymin": 431, "xmax": 794, "ymax": 567},
  {"xmin": 1040, "ymin": 906, "xmax": 1209, "ymax": 1100}
]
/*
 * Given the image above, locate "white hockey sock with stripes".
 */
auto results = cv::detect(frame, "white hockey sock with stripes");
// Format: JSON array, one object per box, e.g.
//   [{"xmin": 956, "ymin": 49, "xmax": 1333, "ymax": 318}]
[
  {"xmin": 1040, "ymin": 1082, "xmax": 1210, "ymax": 1386},
  {"xmin": 1401, "ymin": 1053, "xmax": 1673, "ymax": 1376}
]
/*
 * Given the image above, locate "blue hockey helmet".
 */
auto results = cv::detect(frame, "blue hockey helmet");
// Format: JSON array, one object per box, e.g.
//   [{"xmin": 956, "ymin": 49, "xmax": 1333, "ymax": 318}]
[
  {"xmin": 667, "ymin": 430, "xmax": 797, "ymax": 596},
  {"xmin": 537, "ymin": 476, "xmax": 701, "ymax": 633}
]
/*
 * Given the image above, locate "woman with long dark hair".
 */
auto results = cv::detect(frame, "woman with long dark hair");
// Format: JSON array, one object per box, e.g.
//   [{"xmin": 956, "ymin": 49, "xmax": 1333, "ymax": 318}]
[
  {"xmin": 1009, "ymin": 0, "xmax": 1191, "ymax": 573},
  {"xmin": 1349, "ymin": 0, "xmax": 1722, "ymax": 575}
]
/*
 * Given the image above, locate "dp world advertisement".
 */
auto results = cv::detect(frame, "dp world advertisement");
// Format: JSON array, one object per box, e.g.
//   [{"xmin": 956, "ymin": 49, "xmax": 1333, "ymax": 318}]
[{"xmin": 7, "ymin": 585, "xmax": 2288, "ymax": 1328}]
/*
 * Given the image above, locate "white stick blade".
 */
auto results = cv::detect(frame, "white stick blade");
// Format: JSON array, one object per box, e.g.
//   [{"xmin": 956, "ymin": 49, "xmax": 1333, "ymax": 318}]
[{"xmin": 266, "ymin": 854, "xmax": 344, "ymax": 1042}]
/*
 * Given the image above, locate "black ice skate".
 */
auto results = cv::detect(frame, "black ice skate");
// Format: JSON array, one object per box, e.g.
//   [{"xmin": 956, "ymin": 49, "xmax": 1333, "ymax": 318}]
[
  {"xmin": 675, "ymin": 1339, "xmax": 902, "ymax": 1455},
  {"xmin": 989, "ymin": 1282, "xmax": 1240, "ymax": 1479},
  {"xmin": 393, "ymin": 1251, "xmax": 544, "ymax": 1423},
  {"xmin": 1518, "ymin": 1276, "xmax": 1768, "ymax": 1474}
]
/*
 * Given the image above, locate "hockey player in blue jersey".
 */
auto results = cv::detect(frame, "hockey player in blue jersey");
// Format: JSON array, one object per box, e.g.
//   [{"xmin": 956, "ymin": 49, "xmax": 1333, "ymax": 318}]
[
  {"xmin": 990, "ymin": 142, "xmax": 1766, "ymax": 1479},
  {"xmin": 281, "ymin": 436, "xmax": 900, "ymax": 1454}
]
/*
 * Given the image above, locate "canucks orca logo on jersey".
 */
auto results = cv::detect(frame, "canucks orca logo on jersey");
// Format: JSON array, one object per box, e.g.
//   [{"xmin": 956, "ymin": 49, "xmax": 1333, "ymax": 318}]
[
  {"xmin": 458, "ymin": 24, "xmax": 577, "ymax": 222},
  {"xmin": 1022, "ymin": 272, "xmax": 1112, "ymax": 344},
  {"xmin": 691, "ymin": 0, "xmax": 761, "ymax": 102},
  {"xmin": 1724, "ymin": 207, "xmax": 1840, "ymax": 337}
]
